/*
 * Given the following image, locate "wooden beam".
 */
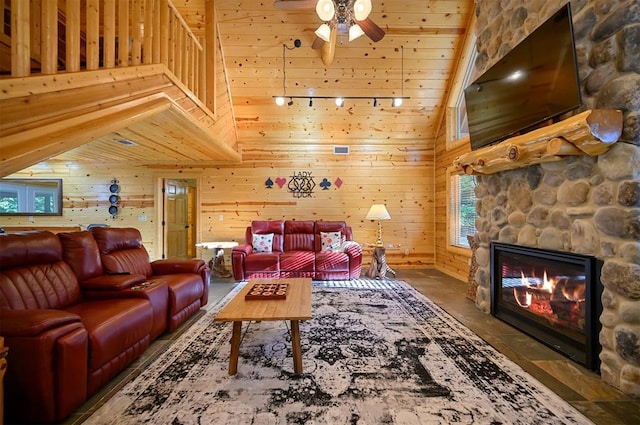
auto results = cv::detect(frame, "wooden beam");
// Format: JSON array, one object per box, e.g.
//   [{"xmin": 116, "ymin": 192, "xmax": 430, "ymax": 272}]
[
  {"xmin": 0, "ymin": 97, "xmax": 173, "ymax": 177},
  {"xmin": 453, "ymin": 110, "xmax": 623, "ymax": 175}
]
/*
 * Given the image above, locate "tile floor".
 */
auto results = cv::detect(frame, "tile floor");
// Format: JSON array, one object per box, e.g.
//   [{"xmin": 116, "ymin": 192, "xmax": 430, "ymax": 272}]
[{"xmin": 64, "ymin": 269, "xmax": 639, "ymax": 425}]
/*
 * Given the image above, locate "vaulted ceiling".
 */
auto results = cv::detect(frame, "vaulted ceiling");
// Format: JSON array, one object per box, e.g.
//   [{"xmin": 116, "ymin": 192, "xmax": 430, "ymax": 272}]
[
  {"xmin": 5, "ymin": 1, "xmax": 475, "ymax": 171},
  {"xmin": 207, "ymin": 0, "xmax": 475, "ymax": 154}
]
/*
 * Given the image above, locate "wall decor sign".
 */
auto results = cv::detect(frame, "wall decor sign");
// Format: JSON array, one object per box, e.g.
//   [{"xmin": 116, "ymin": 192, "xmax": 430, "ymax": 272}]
[{"xmin": 288, "ymin": 171, "xmax": 315, "ymax": 198}]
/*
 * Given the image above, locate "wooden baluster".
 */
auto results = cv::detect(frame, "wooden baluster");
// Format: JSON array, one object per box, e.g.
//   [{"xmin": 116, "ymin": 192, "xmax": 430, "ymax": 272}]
[
  {"xmin": 11, "ymin": 0, "xmax": 30, "ymax": 77},
  {"xmin": 205, "ymin": 0, "xmax": 216, "ymax": 113},
  {"xmin": 86, "ymin": 0, "xmax": 100, "ymax": 70},
  {"xmin": 130, "ymin": 0, "xmax": 141, "ymax": 65},
  {"xmin": 66, "ymin": 0, "xmax": 81, "ymax": 72},
  {"xmin": 160, "ymin": 0, "xmax": 169, "ymax": 66},
  {"xmin": 117, "ymin": 0, "xmax": 129, "ymax": 67},
  {"xmin": 143, "ymin": 0, "xmax": 153, "ymax": 64},
  {"xmin": 41, "ymin": 0, "xmax": 57, "ymax": 74},
  {"xmin": 103, "ymin": 0, "xmax": 116, "ymax": 68},
  {"xmin": 168, "ymin": 12, "xmax": 175, "ymax": 72},
  {"xmin": 29, "ymin": 0, "xmax": 41, "ymax": 67},
  {"xmin": 174, "ymin": 22, "xmax": 182, "ymax": 80}
]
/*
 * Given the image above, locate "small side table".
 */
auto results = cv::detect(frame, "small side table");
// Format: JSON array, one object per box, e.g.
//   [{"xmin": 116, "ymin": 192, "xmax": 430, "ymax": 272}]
[
  {"xmin": 196, "ymin": 241, "xmax": 239, "ymax": 278},
  {"xmin": 366, "ymin": 244, "xmax": 397, "ymax": 279}
]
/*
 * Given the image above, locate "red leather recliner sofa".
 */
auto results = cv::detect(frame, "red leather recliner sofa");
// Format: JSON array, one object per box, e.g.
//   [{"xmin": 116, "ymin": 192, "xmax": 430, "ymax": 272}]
[
  {"xmin": 0, "ymin": 228, "xmax": 209, "ymax": 424},
  {"xmin": 231, "ymin": 220, "xmax": 362, "ymax": 281}
]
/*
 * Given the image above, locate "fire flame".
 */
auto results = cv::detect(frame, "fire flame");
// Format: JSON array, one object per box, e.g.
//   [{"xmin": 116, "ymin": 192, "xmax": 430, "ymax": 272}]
[{"xmin": 513, "ymin": 269, "xmax": 581, "ymax": 308}]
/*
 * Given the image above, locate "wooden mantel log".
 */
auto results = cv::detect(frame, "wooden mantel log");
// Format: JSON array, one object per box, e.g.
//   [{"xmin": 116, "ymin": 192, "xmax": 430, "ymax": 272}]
[{"xmin": 453, "ymin": 109, "xmax": 623, "ymax": 175}]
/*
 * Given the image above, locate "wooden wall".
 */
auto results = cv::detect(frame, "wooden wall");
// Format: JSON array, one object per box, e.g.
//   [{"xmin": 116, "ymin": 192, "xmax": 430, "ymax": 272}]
[
  {"xmin": 1, "ymin": 144, "xmax": 435, "ymax": 268},
  {"xmin": 433, "ymin": 130, "xmax": 472, "ymax": 282}
]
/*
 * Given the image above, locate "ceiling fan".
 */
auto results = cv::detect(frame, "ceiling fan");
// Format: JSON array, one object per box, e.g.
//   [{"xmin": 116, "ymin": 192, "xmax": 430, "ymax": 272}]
[{"xmin": 274, "ymin": 0, "xmax": 385, "ymax": 66}]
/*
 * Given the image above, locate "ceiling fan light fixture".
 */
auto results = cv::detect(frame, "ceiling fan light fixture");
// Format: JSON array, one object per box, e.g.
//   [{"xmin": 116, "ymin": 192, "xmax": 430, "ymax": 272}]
[
  {"xmin": 353, "ymin": 0, "xmax": 372, "ymax": 21},
  {"xmin": 316, "ymin": 0, "xmax": 335, "ymax": 21},
  {"xmin": 275, "ymin": 96, "xmax": 286, "ymax": 106},
  {"xmin": 348, "ymin": 23, "xmax": 365, "ymax": 41},
  {"xmin": 315, "ymin": 23, "xmax": 332, "ymax": 42},
  {"xmin": 335, "ymin": 97, "xmax": 345, "ymax": 107}
]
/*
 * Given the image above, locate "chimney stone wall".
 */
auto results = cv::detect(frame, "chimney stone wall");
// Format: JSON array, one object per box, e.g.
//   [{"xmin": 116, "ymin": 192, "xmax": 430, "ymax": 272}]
[{"xmin": 472, "ymin": 0, "xmax": 640, "ymax": 397}]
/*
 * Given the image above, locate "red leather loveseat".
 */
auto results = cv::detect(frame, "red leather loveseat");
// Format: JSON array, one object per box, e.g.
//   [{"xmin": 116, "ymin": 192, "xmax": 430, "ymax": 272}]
[
  {"xmin": 231, "ymin": 220, "xmax": 362, "ymax": 281},
  {"xmin": 0, "ymin": 228, "xmax": 209, "ymax": 424}
]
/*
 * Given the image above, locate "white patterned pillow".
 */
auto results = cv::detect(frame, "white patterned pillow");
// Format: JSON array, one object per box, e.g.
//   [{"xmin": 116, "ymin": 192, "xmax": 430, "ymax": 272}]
[
  {"xmin": 321, "ymin": 231, "xmax": 343, "ymax": 251},
  {"xmin": 252, "ymin": 233, "xmax": 274, "ymax": 253}
]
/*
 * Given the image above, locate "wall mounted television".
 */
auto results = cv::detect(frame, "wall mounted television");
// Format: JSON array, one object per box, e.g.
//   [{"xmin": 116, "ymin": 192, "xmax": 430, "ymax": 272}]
[{"xmin": 464, "ymin": 3, "xmax": 582, "ymax": 151}]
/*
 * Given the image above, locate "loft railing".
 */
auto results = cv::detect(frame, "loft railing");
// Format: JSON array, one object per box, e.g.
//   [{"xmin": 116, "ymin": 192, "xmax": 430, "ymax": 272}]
[{"xmin": 1, "ymin": 0, "xmax": 205, "ymax": 102}]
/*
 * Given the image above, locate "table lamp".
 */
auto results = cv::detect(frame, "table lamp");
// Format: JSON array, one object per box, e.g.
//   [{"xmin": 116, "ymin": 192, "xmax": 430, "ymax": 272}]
[{"xmin": 366, "ymin": 204, "xmax": 391, "ymax": 246}]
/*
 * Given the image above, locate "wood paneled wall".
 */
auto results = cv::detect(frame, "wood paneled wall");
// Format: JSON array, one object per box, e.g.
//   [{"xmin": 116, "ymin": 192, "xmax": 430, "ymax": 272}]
[{"xmin": 2, "ymin": 145, "xmax": 435, "ymax": 268}]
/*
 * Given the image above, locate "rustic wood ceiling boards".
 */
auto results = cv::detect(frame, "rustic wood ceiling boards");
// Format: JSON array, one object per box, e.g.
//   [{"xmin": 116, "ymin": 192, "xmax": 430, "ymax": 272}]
[{"xmin": 13, "ymin": 0, "xmax": 474, "ymax": 169}]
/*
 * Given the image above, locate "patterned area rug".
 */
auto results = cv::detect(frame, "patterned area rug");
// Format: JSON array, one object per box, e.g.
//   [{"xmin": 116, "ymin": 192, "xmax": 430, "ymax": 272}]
[{"xmin": 85, "ymin": 280, "xmax": 592, "ymax": 424}]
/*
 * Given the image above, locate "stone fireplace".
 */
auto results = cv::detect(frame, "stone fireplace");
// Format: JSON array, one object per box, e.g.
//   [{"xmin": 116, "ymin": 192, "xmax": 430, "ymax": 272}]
[{"xmin": 470, "ymin": 0, "xmax": 640, "ymax": 397}]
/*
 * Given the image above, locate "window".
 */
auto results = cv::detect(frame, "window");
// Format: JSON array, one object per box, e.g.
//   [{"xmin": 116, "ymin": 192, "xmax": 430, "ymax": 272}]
[
  {"xmin": 448, "ymin": 172, "xmax": 477, "ymax": 248},
  {"xmin": 0, "ymin": 179, "xmax": 62, "ymax": 215},
  {"xmin": 445, "ymin": 14, "xmax": 478, "ymax": 148}
]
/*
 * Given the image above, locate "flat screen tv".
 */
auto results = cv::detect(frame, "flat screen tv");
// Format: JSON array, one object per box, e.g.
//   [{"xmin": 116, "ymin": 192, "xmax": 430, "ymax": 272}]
[{"xmin": 464, "ymin": 3, "xmax": 582, "ymax": 151}]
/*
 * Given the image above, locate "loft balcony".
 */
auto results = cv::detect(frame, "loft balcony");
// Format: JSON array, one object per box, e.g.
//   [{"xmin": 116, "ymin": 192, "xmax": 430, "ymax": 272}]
[{"xmin": 0, "ymin": 0, "xmax": 240, "ymax": 177}]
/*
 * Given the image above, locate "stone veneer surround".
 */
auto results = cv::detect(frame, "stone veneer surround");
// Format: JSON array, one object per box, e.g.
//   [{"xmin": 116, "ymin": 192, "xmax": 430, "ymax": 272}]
[{"xmin": 471, "ymin": 0, "xmax": 640, "ymax": 397}]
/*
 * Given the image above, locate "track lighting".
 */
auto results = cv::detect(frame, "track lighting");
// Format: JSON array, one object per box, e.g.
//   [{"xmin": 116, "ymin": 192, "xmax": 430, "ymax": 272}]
[{"xmin": 273, "ymin": 43, "xmax": 409, "ymax": 108}]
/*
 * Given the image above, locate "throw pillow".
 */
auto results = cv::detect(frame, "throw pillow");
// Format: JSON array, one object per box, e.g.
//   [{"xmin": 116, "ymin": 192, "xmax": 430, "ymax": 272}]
[
  {"xmin": 252, "ymin": 233, "xmax": 274, "ymax": 253},
  {"xmin": 321, "ymin": 231, "xmax": 343, "ymax": 251}
]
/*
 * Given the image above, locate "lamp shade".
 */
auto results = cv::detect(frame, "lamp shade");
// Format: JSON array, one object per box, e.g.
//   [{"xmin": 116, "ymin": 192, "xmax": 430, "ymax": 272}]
[
  {"xmin": 353, "ymin": 0, "xmax": 372, "ymax": 21},
  {"xmin": 348, "ymin": 23, "xmax": 365, "ymax": 41},
  {"xmin": 366, "ymin": 204, "xmax": 391, "ymax": 220},
  {"xmin": 315, "ymin": 23, "xmax": 332, "ymax": 42},
  {"xmin": 316, "ymin": 0, "xmax": 335, "ymax": 21}
]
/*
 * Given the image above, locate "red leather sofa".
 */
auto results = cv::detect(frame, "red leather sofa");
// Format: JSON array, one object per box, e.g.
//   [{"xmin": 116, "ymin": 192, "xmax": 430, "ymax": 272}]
[
  {"xmin": 231, "ymin": 220, "xmax": 362, "ymax": 281},
  {"xmin": 0, "ymin": 228, "xmax": 209, "ymax": 424}
]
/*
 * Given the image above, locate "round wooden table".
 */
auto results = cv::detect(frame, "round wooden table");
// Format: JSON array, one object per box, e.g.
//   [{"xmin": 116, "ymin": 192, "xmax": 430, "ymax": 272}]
[{"xmin": 196, "ymin": 241, "xmax": 239, "ymax": 278}]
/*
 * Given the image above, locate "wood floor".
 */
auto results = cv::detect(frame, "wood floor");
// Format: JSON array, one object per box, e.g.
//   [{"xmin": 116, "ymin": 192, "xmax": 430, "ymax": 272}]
[{"xmin": 65, "ymin": 269, "xmax": 639, "ymax": 425}]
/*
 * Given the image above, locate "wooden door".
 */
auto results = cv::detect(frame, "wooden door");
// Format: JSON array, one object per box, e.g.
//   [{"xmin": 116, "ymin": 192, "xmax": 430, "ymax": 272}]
[{"xmin": 165, "ymin": 179, "xmax": 190, "ymax": 259}]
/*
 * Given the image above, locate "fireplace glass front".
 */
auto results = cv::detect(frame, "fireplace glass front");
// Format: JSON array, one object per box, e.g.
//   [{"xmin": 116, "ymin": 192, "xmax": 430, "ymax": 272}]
[{"xmin": 490, "ymin": 242, "xmax": 602, "ymax": 370}]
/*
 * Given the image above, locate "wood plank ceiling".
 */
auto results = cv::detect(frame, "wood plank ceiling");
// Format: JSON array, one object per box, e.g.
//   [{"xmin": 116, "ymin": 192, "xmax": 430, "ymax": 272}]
[{"xmin": 53, "ymin": 0, "xmax": 475, "ymax": 166}]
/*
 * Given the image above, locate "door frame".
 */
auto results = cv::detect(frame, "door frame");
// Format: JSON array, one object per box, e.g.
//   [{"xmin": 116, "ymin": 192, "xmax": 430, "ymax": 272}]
[{"xmin": 153, "ymin": 172, "xmax": 202, "ymax": 260}]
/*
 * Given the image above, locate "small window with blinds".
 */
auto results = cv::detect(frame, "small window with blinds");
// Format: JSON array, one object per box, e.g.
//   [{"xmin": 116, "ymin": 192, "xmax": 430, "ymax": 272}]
[{"xmin": 449, "ymin": 173, "xmax": 477, "ymax": 248}]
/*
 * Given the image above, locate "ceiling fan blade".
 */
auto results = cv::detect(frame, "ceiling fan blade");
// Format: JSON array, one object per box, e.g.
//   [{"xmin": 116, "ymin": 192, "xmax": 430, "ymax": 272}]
[
  {"xmin": 321, "ymin": 28, "xmax": 337, "ymax": 66},
  {"xmin": 273, "ymin": 0, "xmax": 316, "ymax": 10},
  {"xmin": 311, "ymin": 36, "xmax": 325, "ymax": 50},
  {"xmin": 357, "ymin": 18, "xmax": 385, "ymax": 42}
]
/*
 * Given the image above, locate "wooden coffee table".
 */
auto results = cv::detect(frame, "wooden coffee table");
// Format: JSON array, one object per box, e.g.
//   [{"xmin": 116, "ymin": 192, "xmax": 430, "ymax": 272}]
[{"xmin": 215, "ymin": 278, "xmax": 312, "ymax": 375}]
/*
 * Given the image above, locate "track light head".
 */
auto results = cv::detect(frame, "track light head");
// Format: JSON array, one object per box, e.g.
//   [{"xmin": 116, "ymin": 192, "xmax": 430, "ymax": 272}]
[
  {"xmin": 392, "ymin": 97, "xmax": 403, "ymax": 107},
  {"xmin": 309, "ymin": 98, "xmax": 313, "ymax": 107},
  {"xmin": 288, "ymin": 98, "xmax": 294, "ymax": 106},
  {"xmin": 373, "ymin": 98, "xmax": 378, "ymax": 107},
  {"xmin": 335, "ymin": 97, "xmax": 345, "ymax": 107},
  {"xmin": 275, "ymin": 96, "xmax": 285, "ymax": 106}
]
